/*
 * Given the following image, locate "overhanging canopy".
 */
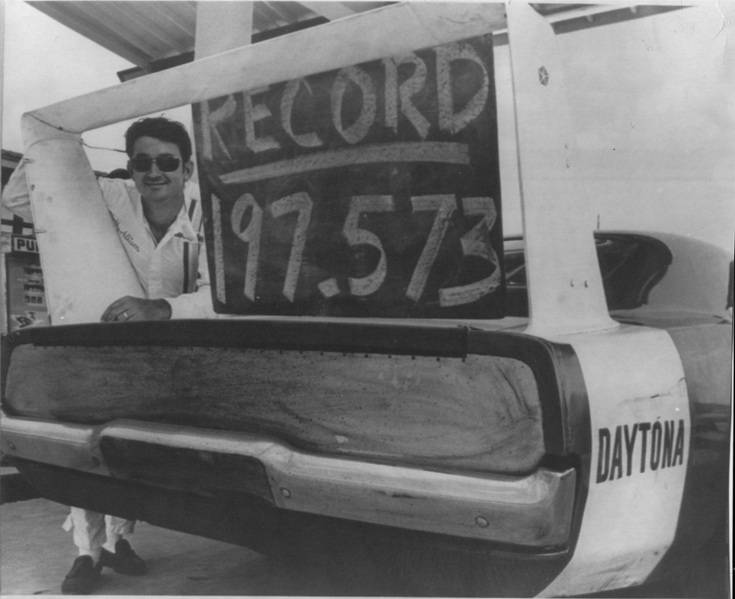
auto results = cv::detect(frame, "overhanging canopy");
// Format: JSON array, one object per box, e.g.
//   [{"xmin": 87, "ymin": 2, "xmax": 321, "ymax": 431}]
[{"xmin": 29, "ymin": 1, "xmax": 685, "ymax": 81}]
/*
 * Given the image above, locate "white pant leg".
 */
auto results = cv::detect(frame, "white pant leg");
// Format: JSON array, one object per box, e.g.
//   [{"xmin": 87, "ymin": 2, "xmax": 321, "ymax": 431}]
[
  {"xmin": 102, "ymin": 515, "xmax": 136, "ymax": 552},
  {"xmin": 62, "ymin": 507, "xmax": 106, "ymax": 562}
]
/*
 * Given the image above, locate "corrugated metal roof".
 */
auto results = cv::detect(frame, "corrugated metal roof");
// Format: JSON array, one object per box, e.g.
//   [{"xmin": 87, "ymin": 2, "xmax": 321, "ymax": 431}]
[
  {"xmin": 28, "ymin": 1, "xmax": 391, "ymax": 67},
  {"xmin": 28, "ymin": 1, "xmax": 687, "ymax": 75}
]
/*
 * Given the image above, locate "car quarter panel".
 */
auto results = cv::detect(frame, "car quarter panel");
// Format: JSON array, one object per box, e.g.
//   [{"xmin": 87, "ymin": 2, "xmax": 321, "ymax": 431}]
[
  {"xmin": 645, "ymin": 321, "xmax": 732, "ymax": 581},
  {"xmin": 540, "ymin": 325, "xmax": 691, "ymax": 596},
  {"xmin": 0, "ymin": 318, "xmax": 719, "ymax": 597}
]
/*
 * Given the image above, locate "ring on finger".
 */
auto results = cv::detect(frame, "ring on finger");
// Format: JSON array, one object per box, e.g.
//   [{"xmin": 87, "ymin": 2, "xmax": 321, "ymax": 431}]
[{"xmin": 121, "ymin": 311, "xmax": 129, "ymax": 320}]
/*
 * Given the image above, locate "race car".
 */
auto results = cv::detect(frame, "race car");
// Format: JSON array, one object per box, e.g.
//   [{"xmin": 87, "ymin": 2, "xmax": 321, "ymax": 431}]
[
  {"xmin": 1, "ymin": 3, "xmax": 731, "ymax": 596},
  {"xmin": 2, "ymin": 229, "xmax": 730, "ymax": 596}
]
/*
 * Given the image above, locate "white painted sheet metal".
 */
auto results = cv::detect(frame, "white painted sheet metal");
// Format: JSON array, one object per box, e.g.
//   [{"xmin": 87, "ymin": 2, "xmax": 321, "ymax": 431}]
[
  {"xmin": 540, "ymin": 325, "xmax": 690, "ymax": 596},
  {"xmin": 506, "ymin": 1, "xmax": 617, "ymax": 336},
  {"xmin": 20, "ymin": 118, "xmax": 144, "ymax": 324}
]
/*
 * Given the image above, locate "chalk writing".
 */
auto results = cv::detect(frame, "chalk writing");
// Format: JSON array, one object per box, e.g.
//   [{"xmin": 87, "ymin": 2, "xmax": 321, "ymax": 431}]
[{"xmin": 194, "ymin": 34, "xmax": 503, "ymax": 317}]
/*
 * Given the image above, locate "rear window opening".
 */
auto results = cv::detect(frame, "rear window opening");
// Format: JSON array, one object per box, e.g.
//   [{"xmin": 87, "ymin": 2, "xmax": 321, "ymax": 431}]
[{"xmin": 504, "ymin": 232, "xmax": 672, "ymax": 317}]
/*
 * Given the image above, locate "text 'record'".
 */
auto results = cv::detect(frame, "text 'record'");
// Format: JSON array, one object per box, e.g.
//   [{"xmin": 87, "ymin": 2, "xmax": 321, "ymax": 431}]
[{"xmin": 194, "ymin": 34, "xmax": 504, "ymax": 318}]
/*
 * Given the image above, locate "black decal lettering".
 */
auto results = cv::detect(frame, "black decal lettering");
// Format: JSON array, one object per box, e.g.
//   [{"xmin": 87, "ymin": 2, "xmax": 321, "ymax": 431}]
[
  {"xmin": 596, "ymin": 428, "xmax": 611, "ymax": 483},
  {"xmin": 661, "ymin": 420, "xmax": 675, "ymax": 468},
  {"xmin": 610, "ymin": 426, "xmax": 623, "ymax": 480},
  {"xmin": 638, "ymin": 422, "xmax": 651, "ymax": 473},
  {"xmin": 623, "ymin": 423, "xmax": 638, "ymax": 476},
  {"xmin": 650, "ymin": 421, "xmax": 662, "ymax": 470},
  {"xmin": 673, "ymin": 419, "xmax": 686, "ymax": 466}
]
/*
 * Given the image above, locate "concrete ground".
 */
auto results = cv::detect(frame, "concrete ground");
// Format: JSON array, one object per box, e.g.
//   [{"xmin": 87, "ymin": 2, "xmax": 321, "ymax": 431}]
[
  {"xmin": 1, "ymin": 496, "xmax": 730, "ymax": 597},
  {"xmin": 0, "ymin": 498, "xmax": 323, "ymax": 596}
]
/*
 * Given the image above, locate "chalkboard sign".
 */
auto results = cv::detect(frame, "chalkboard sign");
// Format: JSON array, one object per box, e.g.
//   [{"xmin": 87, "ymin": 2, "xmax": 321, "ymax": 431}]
[{"xmin": 193, "ymin": 34, "xmax": 504, "ymax": 318}]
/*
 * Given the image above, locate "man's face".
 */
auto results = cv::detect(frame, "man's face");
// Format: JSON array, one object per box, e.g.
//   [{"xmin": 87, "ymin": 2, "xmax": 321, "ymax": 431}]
[{"xmin": 129, "ymin": 136, "xmax": 193, "ymax": 207}]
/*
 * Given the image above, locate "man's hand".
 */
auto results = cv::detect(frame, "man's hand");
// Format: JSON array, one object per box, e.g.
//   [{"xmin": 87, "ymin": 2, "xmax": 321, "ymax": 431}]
[{"xmin": 101, "ymin": 296, "xmax": 172, "ymax": 322}]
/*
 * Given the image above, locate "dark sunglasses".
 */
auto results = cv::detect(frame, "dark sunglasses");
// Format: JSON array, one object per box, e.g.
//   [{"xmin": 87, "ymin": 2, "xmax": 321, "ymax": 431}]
[{"xmin": 129, "ymin": 154, "xmax": 181, "ymax": 173}]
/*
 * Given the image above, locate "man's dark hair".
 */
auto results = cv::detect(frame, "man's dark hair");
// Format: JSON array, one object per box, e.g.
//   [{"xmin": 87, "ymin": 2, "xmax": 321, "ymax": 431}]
[
  {"xmin": 107, "ymin": 168, "xmax": 131, "ymax": 180},
  {"xmin": 125, "ymin": 117, "xmax": 192, "ymax": 162}
]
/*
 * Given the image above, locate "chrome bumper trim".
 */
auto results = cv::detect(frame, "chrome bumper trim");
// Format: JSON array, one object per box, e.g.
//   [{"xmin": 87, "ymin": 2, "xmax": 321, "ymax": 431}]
[{"xmin": 1, "ymin": 414, "xmax": 574, "ymax": 546}]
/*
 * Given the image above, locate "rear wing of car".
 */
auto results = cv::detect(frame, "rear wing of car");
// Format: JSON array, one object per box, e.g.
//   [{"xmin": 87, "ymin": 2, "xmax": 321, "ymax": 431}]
[
  {"xmin": 17, "ymin": 2, "xmax": 615, "ymax": 336},
  {"xmin": 4, "ymin": 5, "xmax": 729, "ymax": 596}
]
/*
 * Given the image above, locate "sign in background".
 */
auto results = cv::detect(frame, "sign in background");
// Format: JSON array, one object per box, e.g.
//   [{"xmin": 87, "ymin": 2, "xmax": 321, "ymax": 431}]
[
  {"xmin": 3, "ymin": 233, "xmax": 50, "ymax": 332},
  {"xmin": 194, "ymin": 35, "xmax": 503, "ymax": 318}
]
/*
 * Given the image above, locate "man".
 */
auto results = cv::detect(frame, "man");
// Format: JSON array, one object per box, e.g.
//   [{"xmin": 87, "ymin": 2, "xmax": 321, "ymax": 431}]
[{"xmin": 3, "ymin": 117, "xmax": 214, "ymax": 593}]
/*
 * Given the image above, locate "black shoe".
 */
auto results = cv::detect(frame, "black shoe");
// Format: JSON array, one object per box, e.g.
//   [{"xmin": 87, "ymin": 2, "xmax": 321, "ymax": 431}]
[
  {"xmin": 61, "ymin": 555, "xmax": 101, "ymax": 594},
  {"xmin": 99, "ymin": 539, "xmax": 147, "ymax": 575}
]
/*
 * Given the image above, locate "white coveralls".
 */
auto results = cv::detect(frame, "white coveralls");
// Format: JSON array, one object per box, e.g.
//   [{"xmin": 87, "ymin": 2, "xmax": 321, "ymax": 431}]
[{"xmin": 3, "ymin": 161, "xmax": 216, "ymax": 559}]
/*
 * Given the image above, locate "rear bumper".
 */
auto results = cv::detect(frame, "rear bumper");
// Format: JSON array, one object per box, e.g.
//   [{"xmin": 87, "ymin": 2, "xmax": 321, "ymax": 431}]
[{"xmin": 1, "ymin": 412, "xmax": 574, "ymax": 549}]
